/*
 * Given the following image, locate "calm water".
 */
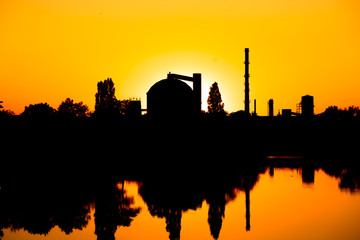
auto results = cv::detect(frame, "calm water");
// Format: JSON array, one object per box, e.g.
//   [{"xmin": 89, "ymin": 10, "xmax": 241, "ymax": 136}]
[{"xmin": 1, "ymin": 167, "xmax": 360, "ymax": 240}]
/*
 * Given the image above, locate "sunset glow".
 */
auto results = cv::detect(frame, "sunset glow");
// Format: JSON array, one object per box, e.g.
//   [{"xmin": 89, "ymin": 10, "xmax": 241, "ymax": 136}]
[{"xmin": 1, "ymin": 0, "xmax": 360, "ymax": 114}]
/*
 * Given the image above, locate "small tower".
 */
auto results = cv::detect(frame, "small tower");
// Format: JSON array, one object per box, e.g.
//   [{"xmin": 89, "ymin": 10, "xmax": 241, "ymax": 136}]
[{"xmin": 268, "ymin": 99, "xmax": 274, "ymax": 117}]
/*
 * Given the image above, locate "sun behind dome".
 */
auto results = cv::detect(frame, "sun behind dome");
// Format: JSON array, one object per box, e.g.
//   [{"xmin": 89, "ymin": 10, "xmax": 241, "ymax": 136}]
[{"xmin": 147, "ymin": 73, "xmax": 201, "ymax": 119}]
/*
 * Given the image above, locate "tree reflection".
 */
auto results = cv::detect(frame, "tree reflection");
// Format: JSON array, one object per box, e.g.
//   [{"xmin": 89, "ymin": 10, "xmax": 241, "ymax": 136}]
[
  {"xmin": 0, "ymin": 163, "xmax": 359, "ymax": 240},
  {"xmin": 207, "ymin": 196, "xmax": 225, "ymax": 239},
  {"xmin": 166, "ymin": 210, "xmax": 182, "ymax": 240},
  {"xmin": 0, "ymin": 181, "xmax": 93, "ymax": 238},
  {"xmin": 95, "ymin": 181, "xmax": 141, "ymax": 240},
  {"xmin": 338, "ymin": 168, "xmax": 360, "ymax": 192},
  {"xmin": 0, "ymin": 180, "xmax": 140, "ymax": 240}
]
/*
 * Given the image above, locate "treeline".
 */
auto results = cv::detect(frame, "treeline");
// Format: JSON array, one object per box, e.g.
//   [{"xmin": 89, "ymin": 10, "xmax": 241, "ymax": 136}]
[
  {"xmin": 0, "ymin": 78, "xmax": 132, "ymax": 120},
  {"xmin": 321, "ymin": 105, "xmax": 360, "ymax": 120}
]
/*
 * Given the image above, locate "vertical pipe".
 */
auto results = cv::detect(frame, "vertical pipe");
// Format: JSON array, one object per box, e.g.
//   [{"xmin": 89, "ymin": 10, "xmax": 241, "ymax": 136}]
[
  {"xmin": 244, "ymin": 48, "xmax": 250, "ymax": 116},
  {"xmin": 254, "ymin": 99, "xmax": 256, "ymax": 116},
  {"xmin": 193, "ymin": 73, "xmax": 202, "ymax": 115}
]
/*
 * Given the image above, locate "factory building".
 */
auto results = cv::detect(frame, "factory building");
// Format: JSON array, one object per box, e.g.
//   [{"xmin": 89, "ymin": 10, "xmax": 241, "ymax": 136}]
[
  {"xmin": 147, "ymin": 73, "xmax": 201, "ymax": 119},
  {"xmin": 301, "ymin": 95, "xmax": 314, "ymax": 118},
  {"xmin": 128, "ymin": 99, "xmax": 141, "ymax": 119}
]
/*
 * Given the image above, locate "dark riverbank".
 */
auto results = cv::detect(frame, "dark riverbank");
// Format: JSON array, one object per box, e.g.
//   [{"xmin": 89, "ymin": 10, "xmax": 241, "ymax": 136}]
[{"xmin": 1, "ymin": 118, "xmax": 359, "ymax": 180}]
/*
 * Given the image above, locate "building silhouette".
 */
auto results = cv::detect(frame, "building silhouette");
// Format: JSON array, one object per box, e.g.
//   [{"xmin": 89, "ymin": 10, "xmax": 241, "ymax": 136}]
[
  {"xmin": 147, "ymin": 73, "xmax": 201, "ymax": 119},
  {"xmin": 128, "ymin": 99, "xmax": 141, "ymax": 119},
  {"xmin": 301, "ymin": 95, "xmax": 314, "ymax": 118}
]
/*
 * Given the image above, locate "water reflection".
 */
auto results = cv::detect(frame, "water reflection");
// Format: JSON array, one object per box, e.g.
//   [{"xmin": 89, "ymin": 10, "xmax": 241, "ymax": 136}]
[
  {"xmin": 138, "ymin": 168, "xmax": 261, "ymax": 240},
  {"xmin": 0, "ymin": 181, "xmax": 93, "ymax": 238},
  {"xmin": 0, "ymin": 180, "xmax": 139, "ymax": 240},
  {"xmin": 0, "ymin": 163, "xmax": 359, "ymax": 239},
  {"xmin": 95, "ymin": 181, "xmax": 140, "ymax": 240}
]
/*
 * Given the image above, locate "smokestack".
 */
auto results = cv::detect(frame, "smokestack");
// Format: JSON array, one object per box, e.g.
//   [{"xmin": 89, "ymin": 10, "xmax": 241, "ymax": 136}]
[
  {"xmin": 244, "ymin": 48, "xmax": 250, "ymax": 116},
  {"xmin": 253, "ymin": 99, "xmax": 257, "ymax": 116},
  {"xmin": 193, "ymin": 73, "xmax": 202, "ymax": 115}
]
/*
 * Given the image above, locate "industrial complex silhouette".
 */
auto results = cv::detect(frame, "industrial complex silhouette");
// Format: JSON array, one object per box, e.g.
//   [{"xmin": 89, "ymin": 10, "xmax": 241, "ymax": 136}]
[
  {"xmin": 131, "ymin": 48, "xmax": 314, "ymax": 119},
  {"xmin": 1, "ymin": 48, "xmax": 354, "ymax": 121}
]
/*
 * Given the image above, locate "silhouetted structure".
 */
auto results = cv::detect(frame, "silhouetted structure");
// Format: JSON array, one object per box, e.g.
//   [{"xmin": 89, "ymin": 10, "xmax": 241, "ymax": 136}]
[
  {"xmin": 268, "ymin": 99, "xmax": 274, "ymax": 117},
  {"xmin": 301, "ymin": 95, "xmax": 314, "ymax": 118},
  {"xmin": 147, "ymin": 73, "xmax": 201, "ymax": 119},
  {"xmin": 244, "ymin": 48, "xmax": 250, "ymax": 116},
  {"xmin": 128, "ymin": 99, "xmax": 141, "ymax": 119},
  {"xmin": 253, "ymin": 99, "xmax": 257, "ymax": 116},
  {"xmin": 282, "ymin": 109, "xmax": 292, "ymax": 118}
]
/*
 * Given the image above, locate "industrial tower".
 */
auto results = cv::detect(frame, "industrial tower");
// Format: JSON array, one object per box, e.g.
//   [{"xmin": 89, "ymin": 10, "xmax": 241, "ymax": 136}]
[{"xmin": 244, "ymin": 48, "xmax": 250, "ymax": 115}]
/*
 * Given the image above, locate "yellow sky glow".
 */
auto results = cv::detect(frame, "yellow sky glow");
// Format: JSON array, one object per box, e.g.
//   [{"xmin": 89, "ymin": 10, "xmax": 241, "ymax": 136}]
[{"xmin": 1, "ymin": 0, "xmax": 360, "ymax": 114}]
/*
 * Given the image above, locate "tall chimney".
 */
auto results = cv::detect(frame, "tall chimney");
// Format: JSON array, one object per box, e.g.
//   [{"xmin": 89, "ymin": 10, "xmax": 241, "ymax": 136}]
[
  {"xmin": 253, "ymin": 99, "xmax": 257, "ymax": 116},
  {"xmin": 193, "ymin": 73, "xmax": 202, "ymax": 115},
  {"xmin": 244, "ymin": 48, "xmax": 250, "ymax": 116}
]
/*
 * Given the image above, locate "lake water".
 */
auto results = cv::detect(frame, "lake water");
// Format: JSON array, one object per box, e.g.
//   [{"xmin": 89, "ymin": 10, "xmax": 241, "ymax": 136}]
[{"xmin": 1, "ymin": 166, "xmax": 360, "ymax": 240}]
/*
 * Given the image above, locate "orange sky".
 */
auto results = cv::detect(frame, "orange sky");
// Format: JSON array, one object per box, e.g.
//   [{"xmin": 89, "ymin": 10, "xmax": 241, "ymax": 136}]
[{"xmin": 1, "ymin": 0, "xmax": 360, "ymax": 115}]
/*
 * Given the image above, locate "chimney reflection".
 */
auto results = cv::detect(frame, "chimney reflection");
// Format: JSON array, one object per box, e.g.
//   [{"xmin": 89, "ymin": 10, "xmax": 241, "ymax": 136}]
[{"xmin": 245, "ymin": 186, "xmax": 250, "ymax": 231}]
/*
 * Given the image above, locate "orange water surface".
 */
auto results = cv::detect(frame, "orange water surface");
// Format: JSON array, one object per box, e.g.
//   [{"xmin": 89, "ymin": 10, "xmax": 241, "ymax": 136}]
[{"xmin": 2, "ymin": 168, "xmax": 360, "ymax": 240}]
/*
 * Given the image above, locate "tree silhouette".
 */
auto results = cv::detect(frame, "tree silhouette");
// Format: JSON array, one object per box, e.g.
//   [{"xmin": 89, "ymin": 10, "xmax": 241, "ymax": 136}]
[
  {"xmin": 116, "ymin": 99, "xmax": 130, "ymax": 116},
  {"xmin": 323, "ymin": 106, "xmax": 339, "ymax": 119},
  {"xmin": 207, "ymin": 82, "xmax": 225, "ymax": 116},
  {"xmin": 58, "ymin": 98, "xmax": 89, "ymax": 118},
  {"xmin": 344, "ymin": 106, "xmax": 360, "ymax": 119},
  {"xmin": 94, "ymin": 78, "xmax": 130, "ymax": 118},
  {"xmin": 95, "ymin": 182, "xmax": 140, "ymax": 240},
  {"xmin": 95, "ymin": 78, "xmax": 118, "ymax": 116},
  {"xmin": 0, "ymin": 109, "xmax": 15, "ymax": 120},
  {"xmin": 322, "ymin": 105, "xmax": 360, "ymax": 120},
  {"xmin": 21, "ymin": 103, "xmax": 56, "ymax": 119}
]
